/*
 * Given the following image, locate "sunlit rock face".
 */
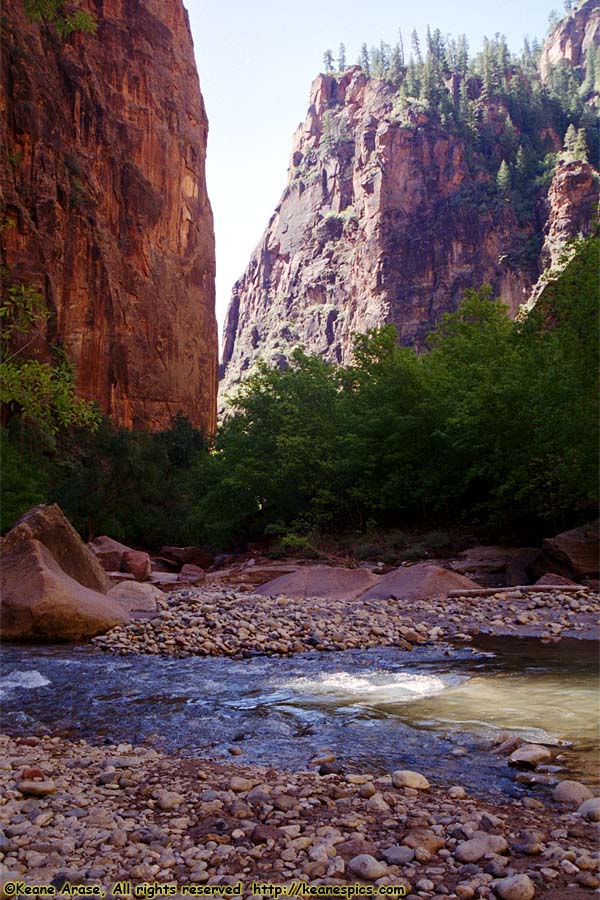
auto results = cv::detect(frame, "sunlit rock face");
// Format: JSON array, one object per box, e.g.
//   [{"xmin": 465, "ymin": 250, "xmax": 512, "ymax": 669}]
[
  {"xmin": 1, "ymin": 0, "xmax": 218, "ymax": 432},
  {"xmin": 539, "ymin": 0, "xmax": 600, "ymax": 81},
  {"xmin": 219, "ymin": 68, "xmax": 533, "ymax": 407},
  {"xmin": 220, "ymin": 2, "xmax": 599, "ymax": 409}
]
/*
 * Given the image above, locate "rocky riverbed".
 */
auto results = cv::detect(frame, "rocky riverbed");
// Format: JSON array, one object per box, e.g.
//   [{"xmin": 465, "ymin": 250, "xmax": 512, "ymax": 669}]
[
  {"xmin": 1, "ymin": 734, "xmax": 599, "ymax": 899},
  {"xmin": 92, "ymin": 587, "xmax": 600, "ymax": 659}
]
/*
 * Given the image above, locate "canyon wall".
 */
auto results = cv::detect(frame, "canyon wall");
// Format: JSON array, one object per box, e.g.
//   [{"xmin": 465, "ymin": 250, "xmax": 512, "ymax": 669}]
[
  {"xmin": 1, "ymin": 0, "xmax": 218, "ymax": 432},
  {"xmin": 220, "ymin": 7, "xmax": 598, "ymax": 407}
]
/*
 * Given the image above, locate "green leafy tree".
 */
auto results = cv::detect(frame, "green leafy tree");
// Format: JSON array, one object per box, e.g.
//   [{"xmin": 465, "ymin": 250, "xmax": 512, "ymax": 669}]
[
  {"xmin": 23, "ymin": 0, "xmax": 97, "ymax": 36},
  {"xmin": 0, "ymin": 281, "xmax": 100, "ymax": 436},
  {"xmin": 337, "ymin": 43, "xmax": 346, "ymax": 72},
  {"xmin": 323, "ymin": 49, "xmax": 334, "ymax": 73}
]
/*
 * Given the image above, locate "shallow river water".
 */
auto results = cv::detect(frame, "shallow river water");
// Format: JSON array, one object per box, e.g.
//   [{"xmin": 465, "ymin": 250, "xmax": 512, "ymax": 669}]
[{"xmin": 1, "ymin": 638, "xmax": 598, "ymax": 797}]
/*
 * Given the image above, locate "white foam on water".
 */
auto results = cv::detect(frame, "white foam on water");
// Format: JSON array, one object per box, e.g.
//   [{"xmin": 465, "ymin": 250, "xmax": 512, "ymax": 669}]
[
  {"xmin": 284, "ymin": 670, "xmax": 459, "ymax": 704},
  {"xmin": 0, "ymin": 669, "xmax": 51, "ymax": 697}
]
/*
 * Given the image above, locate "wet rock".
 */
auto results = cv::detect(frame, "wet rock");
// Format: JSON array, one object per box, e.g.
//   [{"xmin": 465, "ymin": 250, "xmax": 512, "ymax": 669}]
[
  {"xmin": 493, "ymin": 873, "xmax": 535, "ymax": 900},
  {"xmin": 508, "ymin": 744, "xmax": 552, "ymax": 768}
]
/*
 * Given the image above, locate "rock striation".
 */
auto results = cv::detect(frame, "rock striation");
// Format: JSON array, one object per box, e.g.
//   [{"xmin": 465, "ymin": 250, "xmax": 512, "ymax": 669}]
[{"xmin": 0, "ymin": 0, "xmax": 217, "ymax": 432}]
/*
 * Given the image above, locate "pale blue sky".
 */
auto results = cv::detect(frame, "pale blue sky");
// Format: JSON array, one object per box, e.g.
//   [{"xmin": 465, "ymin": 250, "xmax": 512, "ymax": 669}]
[{"xmin": 186, "ymin": 0, "xmax": 560, "ymax": 343}]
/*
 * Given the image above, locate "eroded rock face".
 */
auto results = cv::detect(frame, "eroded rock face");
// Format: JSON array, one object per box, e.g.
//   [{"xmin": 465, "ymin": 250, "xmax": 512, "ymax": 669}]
[
  {"xmin": 220, "ymin": 69, "xmax": 535, "ymax": 405},
  {"xmin": 220, "ymin": 4, "xmax": 599, "ymax": 408},
  {"xmin": 539, "ymin": 0, "xmax": 600, "ymax": 81},
  {"xmin": 1, "ymin": 0, "xmax": 217, "ymax": 432},
  {"xmin": 538, "ymin": 160, "xmax": 599, "ymax": 273}
]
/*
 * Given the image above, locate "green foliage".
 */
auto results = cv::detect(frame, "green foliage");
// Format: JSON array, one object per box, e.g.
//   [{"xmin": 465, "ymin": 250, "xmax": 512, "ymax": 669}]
[
  {"xmin": 321, "ymin": 10, "xmax": 599, "ymax": 206},
  {"xmin": 1, "ymin": 414, "xmax": 209, "ymax": 542},
  {"xmin": 0, "ymin": 279, "xmax": 101, "ymax": 436},
  {"xmin": 22, "ymin": 0, "xmax": 97, "ymax": 36},
  {"xmin": 187, "ymin": 236, "xmax": 598, "ymax": 547},
  {"xmin": 0, "ymin": 427, "xmax": 49, "ymax": 531}
]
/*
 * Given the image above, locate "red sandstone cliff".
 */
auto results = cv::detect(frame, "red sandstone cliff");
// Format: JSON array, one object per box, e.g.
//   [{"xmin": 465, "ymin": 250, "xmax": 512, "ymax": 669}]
[
  {"xmin": 539, "ymin": 0, "xmax": 600, "ymax": 81},
  {"xmin": 220, "ymin": 8, "xmax": 599, "ymax": 408},
  {"xmin": 220, "ymin": 70, "xmax": 533, "ymax": 403},
  {"xmin": 1, "ymin": 0, "xmax": 218, "ymax": 432}
]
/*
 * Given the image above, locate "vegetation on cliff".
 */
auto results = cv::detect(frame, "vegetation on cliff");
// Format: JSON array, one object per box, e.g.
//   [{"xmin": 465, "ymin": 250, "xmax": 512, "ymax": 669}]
[
  {"xmin": 321, "ymin": 15, "xmax": 599, "ymax": 192},
  {"xmin": 3, "ymin": 234, "xmax": 597, "ymax": 548}
]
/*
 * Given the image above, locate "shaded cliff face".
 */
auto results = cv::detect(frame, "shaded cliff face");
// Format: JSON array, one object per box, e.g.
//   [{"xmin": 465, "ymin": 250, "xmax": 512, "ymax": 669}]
[
  {"xmin": 539, "ymin": 0, "xmax": 600, "ymax": 81},
  {"xmin": 1, "ymin": 0, "xmax": 218, "ymax": 433},
  {"xmin": 540, "ymin": 160, "xmax": 599, "ymax": 270},
  {"xmin": 220, "ymin": 70, "xmax": 533, "ymax": 403}
]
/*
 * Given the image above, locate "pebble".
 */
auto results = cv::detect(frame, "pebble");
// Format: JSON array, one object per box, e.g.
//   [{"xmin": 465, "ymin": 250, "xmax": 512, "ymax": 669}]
[
  {"xmin": 17, "ymin": 780, "xmax": 56, "ymax": 797},
  {"xmin": 454, "ymin": 834, "xmax": 508, "ymax": 863},
  {"xmin": 348, "ymin": 854, "xmax": 387, "ymax": 880},
  {"xmin": 552, "ymin": 780, "xmax": 594, "ymax": 806},
  {"xmin": 578, "ymin": 797, "xmax": 600, "ymax": 822},
  {"xmin": 392, "ymin": 770, "xmax": 430, "ymax": 790}
]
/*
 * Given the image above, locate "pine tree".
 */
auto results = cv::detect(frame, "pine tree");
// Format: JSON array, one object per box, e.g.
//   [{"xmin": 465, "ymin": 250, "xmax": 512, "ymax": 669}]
[
  {"xmin": 497, "ymin": 159, "xmax": 511, "ymax": 194},
  {"xmin": 360, "ymin": 43, "xmax": 370, "ymax": 75},
  {"xmin": 574, "ymin": 128, "xmax": 589, "ymax": 162},
  {"xmin": 338, "ymin": 43, "xmax": 346, "ymax": 72},
  {"xmin": 563, "ymin": 123, "xmax": 578, "ymax": 158},
  {"xmin": 411, "ymin": 29, "xmax": 423, "ymax": 65},
  {"xmin": 323, "ymin": 49, "xmax": 334, "ymax": 73}
]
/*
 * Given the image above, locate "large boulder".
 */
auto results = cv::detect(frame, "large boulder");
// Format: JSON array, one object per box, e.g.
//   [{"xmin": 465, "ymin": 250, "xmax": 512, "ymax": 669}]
[
  {"xmin": 359, "ymin": 563, "xmax": 480, "ymax": 602},
  {"xmin": 1, "ymin": 539, "xmax": 128, "ymax": 640},
  {"xmin": 88, "ymin": 535, "xmax": 128, "ymax": 571},
  {"xmin": 255, "ymin": 565, "xmax": 380, "ymax": 600},
  {"xmin": 89, "ymin": 536, "xmax": 151, "ymax": 581},
  {"xmin": 542, "ymin": 521, "xmax": 599, "ymax": 579},
  {"xmin": 2, "ymin": 504, "xmax": 108, "ymax": 593},
  {"xmin": 160, "ymin": 546, "xmax": 214, "ymax": 569},
  {"xmin": 107, "ymin": 581, "xmax": 162, "ymax": 613},
  {"xmin": 447, "ymin": 546, "xmax": 530, "ymax": 587}
]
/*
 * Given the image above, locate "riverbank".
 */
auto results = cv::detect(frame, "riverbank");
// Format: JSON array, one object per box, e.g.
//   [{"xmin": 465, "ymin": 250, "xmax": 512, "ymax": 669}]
[
  {"xmin": 1, "ymin": 734, "xmax": 598, "ymax": 899},
  {"xmin": 91, "ymin": 587, "xmax": 599, "ymax": 659}
]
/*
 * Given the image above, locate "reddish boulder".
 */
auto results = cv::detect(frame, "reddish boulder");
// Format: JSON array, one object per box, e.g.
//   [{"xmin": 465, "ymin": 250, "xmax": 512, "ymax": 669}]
[
  {"xmin": 2, "ymin": 505, "xmax": 108, "ymax": 593},
  {"xmin": 122, "ymin": 549, "xmax": 151, "ymax": 581},
  {"xmin": 359, "ymin": 563, "xmax": 480, "ymax": 602},
  {"xmin": 89, "ymin": 536, "xmax": 129, "ymax": 572},
  {"xmin": 448, "ymin": 546, "xmax": 527, "ymax": 587},
  {"xmin": 256, "ymin": 565, "xmax": 380, "ymax": 601},
  {"xmin": 0, "ymin": 539, "xmax": 128, "ymax": 641},
  {"xmin": 542, "ymin": 521, "xmax": 599, "ymax": 579},
  {"xmin": 160, "ymin": 546, "xmax": 214, "ymax": 569},
  {"xmin": 534, "ymin": 573, "xmax": 579, "ymax": 587},
  {"xmin": 89, "ymin": 536, "xmax": 151, "ymax": 581},
  {"xmin": 179, "ymin": 564, "xmax": 205, "ymax": 583}
]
